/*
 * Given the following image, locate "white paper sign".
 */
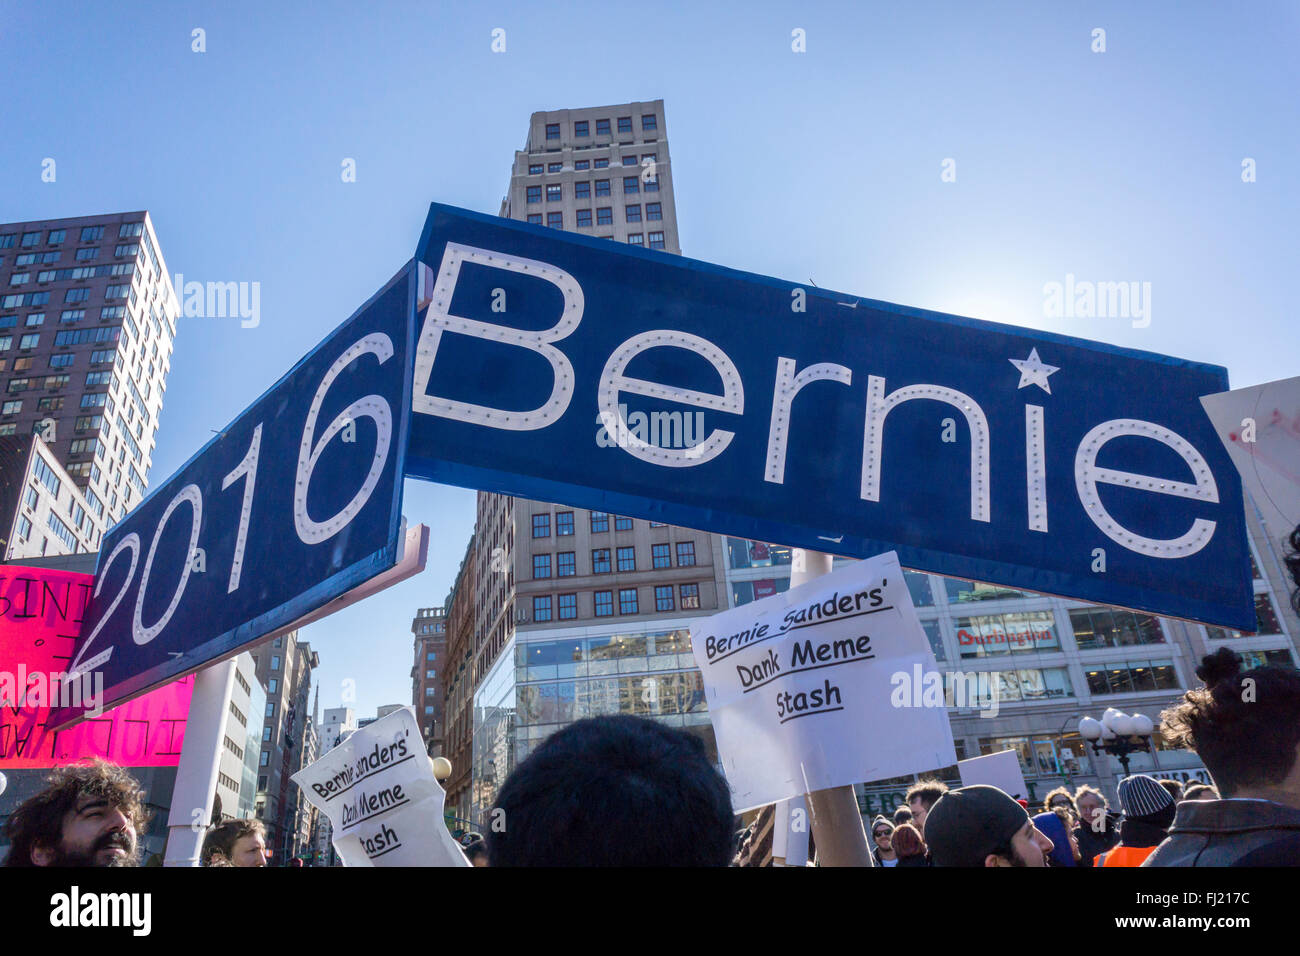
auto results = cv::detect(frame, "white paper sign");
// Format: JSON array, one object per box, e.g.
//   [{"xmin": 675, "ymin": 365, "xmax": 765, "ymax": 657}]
[
  {"xmin": 291, "ymin": 707, "xmax": 469, "ymax": 867},
  {"xmin": 1201, "ymin": 375, "xmax": 1300, "ymax": 551},
  {"xmin": 691, "ymin": 551, "xmax": 956, "ymax": 812},
  {"xmin": 958, "ymin": 749, "xmax": 1028, "ymax": 800}
]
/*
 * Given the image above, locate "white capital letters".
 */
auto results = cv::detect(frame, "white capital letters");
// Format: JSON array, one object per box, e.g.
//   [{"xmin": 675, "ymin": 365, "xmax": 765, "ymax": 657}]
[{"xmin": 412, "ymin": 244, "xmax": 583, "ymax": 430}]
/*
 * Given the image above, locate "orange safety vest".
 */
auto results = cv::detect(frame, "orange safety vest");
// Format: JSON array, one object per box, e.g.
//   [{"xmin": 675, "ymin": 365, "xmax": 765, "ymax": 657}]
[{"xmin": 1095, "ymin": 845, "xmax": 1157, "ymax": 867}]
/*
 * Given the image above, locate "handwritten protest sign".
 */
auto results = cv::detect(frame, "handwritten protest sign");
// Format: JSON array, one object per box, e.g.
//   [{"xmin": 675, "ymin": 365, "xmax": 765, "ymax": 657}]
[
  {"xmin": 1201, "ymin": 375, "xmax": 1300, "ymax": 551},
  {"xmin": 1, "ymin": 566, "xmax": 192, "ymax": 768},
  {"xmin": 292, "ymin": 706, "xmax": 468, "ymax": 867},
  {"xmin": 691, "ymin": 552, "xmax": 955, "ymax": 811}
]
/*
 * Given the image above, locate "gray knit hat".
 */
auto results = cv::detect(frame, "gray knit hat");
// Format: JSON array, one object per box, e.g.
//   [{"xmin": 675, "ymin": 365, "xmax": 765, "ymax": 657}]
[{"xmin": 1117, "ymin": 774, "xmax": 1175, "ymax": 819}]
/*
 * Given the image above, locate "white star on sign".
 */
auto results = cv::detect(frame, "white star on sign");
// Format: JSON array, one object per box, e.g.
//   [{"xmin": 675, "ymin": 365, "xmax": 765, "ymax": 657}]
[{"xmin": 1009, "ymin": 348, "xmax": 1059, "ymax": 394}]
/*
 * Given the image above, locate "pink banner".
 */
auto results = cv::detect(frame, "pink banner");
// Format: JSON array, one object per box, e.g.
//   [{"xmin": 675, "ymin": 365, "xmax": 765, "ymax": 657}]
[{"xmin": 0, "ymin": 565, "xmax": 192, "ymax": 768}]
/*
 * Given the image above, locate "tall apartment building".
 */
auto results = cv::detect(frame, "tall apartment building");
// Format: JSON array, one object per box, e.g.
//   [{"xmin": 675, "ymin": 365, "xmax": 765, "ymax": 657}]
[
  {"xmin": 441, "ymin": 535, "xmax": 476, "ymax": 827},
  {"xmin": 472, "ymin": 101, "xmax": 732, "ymax": 821},
  {"xmin": 0, "ymin": 435, "xmax": 103, "ymax": 559},
  {"xmin": 313, "ymin": 705, "xmax": 356, "ymax": 867},
  {"xmin": 249, "ymin": 631, "xmax": 318, "ymax": 864},
  {"xmin": 215, "ymin": 651, "xmax": 266, "ymax": 821},
  {"xmin": 0, "ymin": 213, "xmax": 179, "ymax": 540},
  {"xmin": 411, "ymin": 607, "xmax": 447, "ymax": 756}
]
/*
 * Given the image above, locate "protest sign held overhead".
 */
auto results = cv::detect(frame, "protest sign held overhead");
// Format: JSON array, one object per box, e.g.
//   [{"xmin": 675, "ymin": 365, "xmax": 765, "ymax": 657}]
[
  {"xmin": 958, "ymin": 749, "xmax": 1029, "ymax": 801},
  {"xmin": 292, "ymin": 706, "xmax": 469, "ymax": 867},
  {"xmin": 48, "ymin": 264, "xmax": 416, "ymax": 728},
  {"xmin": 406, "ymin": 203, "xmax": 1254, "ymax": 631},
  {"xmin": 691, "ymin": 551, "xmax": 955, "ymax": 812},
  {"xmin": 1201, "ymin": 375, "xmax": 1300, "ymax": 551}
]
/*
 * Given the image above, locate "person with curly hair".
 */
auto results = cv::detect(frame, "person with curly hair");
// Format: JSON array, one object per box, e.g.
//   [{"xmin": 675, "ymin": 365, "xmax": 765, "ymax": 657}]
[
  {"xmin": 1144, "ymin": 647, "xmax": 1300, "ymax": 866},
  {"xmin": 3, "ymin": 760, "xmax": 150, "ymax": 867}
]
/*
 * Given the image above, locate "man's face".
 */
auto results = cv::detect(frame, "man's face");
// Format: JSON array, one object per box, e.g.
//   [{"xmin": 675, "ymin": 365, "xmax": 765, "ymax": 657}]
[
  {"xmin": 908, "ymin": 797, "xmax": 928, "ymax": 831},
  {"xmin": 36, "ymin": 794, "xmax": 138, "ymax": 867},
  {"xmin": 230, "ymin": 833, "xmax": 268, "ymax": 867},
  {"xmin": 873, "ymin": 827, "xmax": 893, "ymax": 851},
  {"xmin": 1076, "ymin": 794, "xmax": 1104, "ymax": 826},
  {"xmin": 1000, "ymin": 821, "xmax": 1054, "ymax": 867}
]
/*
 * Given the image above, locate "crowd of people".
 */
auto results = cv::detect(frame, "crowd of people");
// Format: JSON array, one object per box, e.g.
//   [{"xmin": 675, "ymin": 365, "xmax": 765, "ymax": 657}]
[{"xmin": 3, "ymin": 643, "xmax": 1298, "ymax": 867}]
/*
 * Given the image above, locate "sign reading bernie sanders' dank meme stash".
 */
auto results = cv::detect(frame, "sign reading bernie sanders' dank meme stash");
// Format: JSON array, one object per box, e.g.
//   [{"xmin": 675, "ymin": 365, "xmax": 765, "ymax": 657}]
[{"xmin": 691, "ymin": 552, "xmax": 955, "ymax": 811}]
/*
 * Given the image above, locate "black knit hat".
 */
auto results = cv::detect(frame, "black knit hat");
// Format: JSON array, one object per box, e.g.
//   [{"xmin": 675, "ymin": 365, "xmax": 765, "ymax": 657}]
[{"xmin": 925, "ymin": 785, "xmax": 1030, "ymax": 867}]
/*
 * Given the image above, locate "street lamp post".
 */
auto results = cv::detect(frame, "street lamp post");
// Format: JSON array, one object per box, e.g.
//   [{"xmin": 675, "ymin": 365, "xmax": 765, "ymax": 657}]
[{"xmin": 1078, "ymin": 708, "xmax": 1155, "ymax": 777}]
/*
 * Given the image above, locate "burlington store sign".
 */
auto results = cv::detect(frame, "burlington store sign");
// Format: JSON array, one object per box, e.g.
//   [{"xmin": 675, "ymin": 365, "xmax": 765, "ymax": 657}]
[{"xmin": 956, "ymin": 613, "xmax": 1059, "ymax": 656}]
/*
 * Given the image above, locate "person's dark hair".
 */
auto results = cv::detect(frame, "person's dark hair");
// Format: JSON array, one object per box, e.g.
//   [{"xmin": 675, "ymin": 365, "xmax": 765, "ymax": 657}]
[
  {"xmin": 892, "ymin": 806, "xmax": 913, "ymax": 826},
  {"xmin": 460, "ymin": 832, "xmax": 488, "ymax": 864},
  {"xmin": 1042, "ymin": 785, "xmax": 1076, "ymax": 815},
  {"xmin": 486, "ymin": 715, "xmax": 734, "ymax": 866},
  {"xmin": 201, "ymin": 818, "xmax": 266, "ymax": 865},
  {"xmin": 1160, "ymin": 648, "xmax": 1300, "ymax": 795},
  {"xmin": 905, "ymin": 779, "xmax": 949, "ymax": 810},
  {"xmin": 2, "ymin": 760, "xmax": 151, "ymax": 867},
  {"xmin": 890, "ymin": 823, "xmax": 926, "ymax": 858},
  {"xmin": 1284, "ymin": 524, "xmax": 1300, "ymax": 615},
  {"xmin": 1158, "ymin": 779, "xmax": 1185, "ymax": 803}
]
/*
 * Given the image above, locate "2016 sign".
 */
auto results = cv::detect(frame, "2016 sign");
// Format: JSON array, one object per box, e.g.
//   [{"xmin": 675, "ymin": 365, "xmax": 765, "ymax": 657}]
[
  {"xmin": 50, "ymin": 264, "xmax": 414, "ymax": 725},
  {"xmin": 406, "ymin": 204, "xmax": 1253, "ymax": 630}
]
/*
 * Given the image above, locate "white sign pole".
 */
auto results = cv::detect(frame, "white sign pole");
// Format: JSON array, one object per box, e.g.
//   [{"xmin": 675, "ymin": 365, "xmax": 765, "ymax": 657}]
[
  {"xmin": 163, "ymin": 658, "xmax": 237, "ymax": 866},
  {"xmin": 790, "ymin": 549, "xmax": 875, "ymax": 867}
]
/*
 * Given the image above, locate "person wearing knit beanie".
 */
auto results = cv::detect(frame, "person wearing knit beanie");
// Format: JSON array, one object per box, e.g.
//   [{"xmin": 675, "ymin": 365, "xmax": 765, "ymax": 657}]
[
  {"xmin": 925, "ymin": 785, "xmax": 1055, "ymax": 867},
  {"xmin": 869, "ymin": 815, "xmax": 898, "ymax": 867},
  {"xmin": 1094, "ymin": 774, "xmax": 1176, "ymax": 866}
]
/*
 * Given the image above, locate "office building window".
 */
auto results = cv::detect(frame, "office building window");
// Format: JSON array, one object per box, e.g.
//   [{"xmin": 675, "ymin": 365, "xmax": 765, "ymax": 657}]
[
  {"xmin": 65, "ymin": 288, "xmax": 90, "ymax": 303},
  {"xmin": 626, "ymin": 205, "xmax": 641, "ymax": 222},
  {"xmin": 597, "ymin": 208, "xmax": 612, "ymax": 225},
  {"xmin": 1084, "ymin": 660, "xmax": 1179, "ymax": 695},
  {"xmin": 268, "ymin": 679, "xmax": 277, "ymax": 693},
  {"xmin": 533, "ymin": 513, "xmax": 550, "ymax": 538},
  {"xmin": 616, "ymin": 546, "xmax": 636, "ymax": 572},
  {"xmin": 80, "ymin": 226, "xmax": 105, "ymax": 241},
  {"xmin": 574, "ymin": 120, "xmax": 589, "ymax": 137},
  {"xmin": 594, "ymin": 590, "xmax": 614, "ymax": 616},
  {"xmin": 271, "ymin": 655, "xmax": 280, "ymax": 670},
  {"xmin": 576, "ymin": 209, "xmax": 592, "ymax": 228},
  {"xmin": 591, "ymin": 511, "xmax": 609, "ymax": 532},
  {"xmin": 575, "ymin": 159, "xmax": 590, "ymax": 170},
  {"xmin": 676, "ymin": 541, "xmax": 696, "ymax": 566},
  {"xmin": 527, "ymin": 214, "xmax": 543, "ymax": 225},
  {"xmin": 558, "ymin": 593, "xmax": 578, "ymax": 620},
  {"xmin": 594, "ymin": 179, "xmax": 610, "ymax": 196},
  {"xmin": 547, "ymin": 162, "xmax": 562, "ymax": 173},
  {"xmin": 592, "ymin": 548, "xmax": 611, "ymax": 573},
  {"xmin": 528, "ymin": 164, "xmax": 543, "ymax": 174},
  {"xmin": 655, "ymin": 585, "xmax": 674, "ymax": 612},
  {"xmin": 596, "ymin": 118, "xmax": 611, "ymax": 136},
  {"xmin": 546, "ymin": 184, "xmax": 562, "ymax": 201},
  {"xmin": 534, "ymin": 596, "xmax": 552, "ymax": 622},
  {"xmin": 642, "ymin": 114, "xmax": 657, "ymax": 131},
  {"xmin": 526, "ymin": 185, "xmax": 541, "ymax": 204},
  {"xmin": 266, "ymin": 703, "xmax": 274, "ymax": 717},
  {"xmin": 594, "ymin": 157, "xmax": 609, "ymax": 169},
  {"xmin": 628, "ymin": 233, "xmax": 643, "ymax": 245},
  {"xmin": 425, "ymin": 687, "xmax": 435, "ymax": 697},
  {"xmin": 680, "ymin": 583, "xmax": 701, "ymax": 610},
  {"xmin": 622, "ymin": 155, "xmax": 638, "ymax": 166},
  {"xmin": 547, "ymin": 212, "xmax": 563, "ymax": 229},
  {"xmin": 575, "ymin": 181, "xmax": 591, "ymax": 198},
  {"xmin": 425, "ymin": 705, "xmax": 434, "ymax": 714},
  {"xmin": 20, "ymin": 333, "xmax": 38, "ymax": 349},
  {"xmin": 262, "ymin": 727, "xmax": 271, "ymax": 741},
  {"xmin": 614, "ymin": 515, "xmax": 633, "ymax": 531},
  {"xmin": 21, "ymin": 232, "xmax": 41, "ymax": 247},
  {"xmin": 652, "ymin": 543, "xmax": 671, "ymax": 569},
  {"xmin": 648, "ymin": 232, "xmax": 665, "ymax": 250},
  {"xmin": 623, "ymin": 176, "xmax": 640, "ymax": 195},
  {"xmin": 1068, "ymin": 608, "xmax": 1163, "ymax": 649},
  {"xmin": 554, "ymin": 511, "xmax": 574, "ymax": 536},
  {"xmin": 646, "ymin": 202, "xmax": 663, "ymax": 220},
  {"xmin": 557, "ymin": 551, "xmax": 576, "ymax": 576},
  {"xmin": 533, "ymin": 553, "xmax": 552, "ymax": 579},
  {"xmin": 260, "ymin": 751, "xmax": 269, "ymax": 767},
  {"xmin": 48, "ymin": 230, "xmax": 66, "ymax": 244},
  {"xmin": 617, "ymin": 116, "xmax": 632, "ymax": 133},
  {"xmin": 619, "ymin": 588, "xmax": 639, "ymax": 614},
  {"xmin": 545, "ymin": 123, "xmax": 560, "ymax": 140}
]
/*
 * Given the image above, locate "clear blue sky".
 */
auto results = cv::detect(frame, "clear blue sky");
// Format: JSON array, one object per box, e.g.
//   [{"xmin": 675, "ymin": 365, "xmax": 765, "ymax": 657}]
[{"xmin": 3, "ymin": 1, "xmax": 1296, "ymax": 720}]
